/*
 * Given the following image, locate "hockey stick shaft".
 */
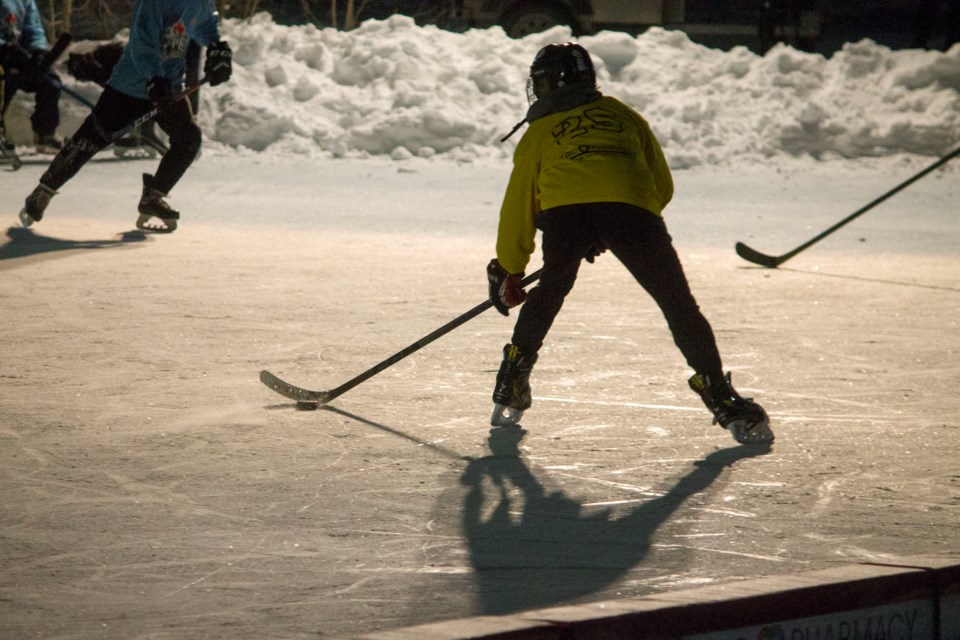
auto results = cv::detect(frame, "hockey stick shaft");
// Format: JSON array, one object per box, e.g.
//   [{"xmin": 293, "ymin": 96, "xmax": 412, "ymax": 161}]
[
  {"xmin": 319, "ymin": 269, "xmax": 543, "ymax": 401},
  {"xmin": 737, "ymin": 145, "xmax": 960, "ymax": 267},
  {"xmin": 6, "ymin": 32, "xmax": 72, "ymax": 75},
  {"xmin": 59, "ymin": 85, "xmax": 169, "ymax": 155},
  {"xmin": 262, "ymin": 269, "xmax": 542, "ymax": 404},
  {"xmin": 110, "ymin": 78, "xmax": 209, "ymax": 144},
  {"xmin": 43, "ymin": 32, "xmax": 73, "ymax": 70}
]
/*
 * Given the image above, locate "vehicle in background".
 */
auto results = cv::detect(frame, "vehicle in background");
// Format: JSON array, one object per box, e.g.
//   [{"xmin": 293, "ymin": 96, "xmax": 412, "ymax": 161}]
[
  {"xmin": 450, "ymin": 0, "xmax": 957, "ymax": 55},
  {"xmin": 452, "ymin": 0, "xmax": 821, "ymax": 53},
  {"xmin": 62, "ymin": 1, "xmax": 957, "ymax": 56}
]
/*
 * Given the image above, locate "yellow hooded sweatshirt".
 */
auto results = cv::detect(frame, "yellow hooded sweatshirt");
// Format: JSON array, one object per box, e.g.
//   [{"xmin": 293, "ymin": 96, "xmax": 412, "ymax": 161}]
[{"xmin": 496, "ymin": 95, "xmax": 674, "ymax": 275}]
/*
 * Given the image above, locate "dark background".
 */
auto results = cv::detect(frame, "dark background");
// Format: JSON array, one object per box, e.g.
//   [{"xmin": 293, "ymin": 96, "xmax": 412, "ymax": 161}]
[{"xmin": 61, "ymin": 1, "xmax": 959, "ymax": 55}]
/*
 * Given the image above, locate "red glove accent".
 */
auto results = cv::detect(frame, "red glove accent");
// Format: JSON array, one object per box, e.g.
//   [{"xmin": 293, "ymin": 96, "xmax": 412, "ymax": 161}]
[
  {"xmin": 500, "ymin": 273, "xmax": 526, "ymax": 307},
  {"xmin": 487, "ymin": 259, "xmax": 527, "ymax": 316}
]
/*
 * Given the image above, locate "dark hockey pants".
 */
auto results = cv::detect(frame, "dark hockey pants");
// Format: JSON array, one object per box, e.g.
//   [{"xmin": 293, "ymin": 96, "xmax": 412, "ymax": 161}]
[
  {"xmin": 511, "ymin": 203, "xmax": 725, "ymax": 381},
  {"xmin": 41, "ymin": 85, "xmax": 201, "ymax": 194},
  {"xmin": 1, "ymin": 68, "xmax": 62, "ymax": 137}
]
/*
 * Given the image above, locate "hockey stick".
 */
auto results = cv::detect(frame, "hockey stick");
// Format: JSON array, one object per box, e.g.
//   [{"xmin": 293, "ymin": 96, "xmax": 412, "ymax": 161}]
[
  {"xmin": 736, "ymin": 145, "xmax": 960, "ymax": 268},
  {"xmin": 5, "ymin": 32, "xmax": 73, "ymax": 78},
  {"xmin": 59, "ymin": 84, "xmax": 169, "ymax": 156},
  {"xmin": 109, "ymin": 77, "xmax": 209, "ymax": 146},
  {"xmin": 261, "ymin": 269, "xmax": 544, "ymax": 406},
  {"xmin": 9, "ymin": 32, "xmax": 74, "ymax": 74}
]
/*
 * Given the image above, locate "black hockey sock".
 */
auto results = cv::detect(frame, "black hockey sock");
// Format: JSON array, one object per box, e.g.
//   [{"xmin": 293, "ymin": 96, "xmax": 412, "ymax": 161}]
[{"xmin": 39, "ymin": 119, "xmax": 109, "ymax": 190}]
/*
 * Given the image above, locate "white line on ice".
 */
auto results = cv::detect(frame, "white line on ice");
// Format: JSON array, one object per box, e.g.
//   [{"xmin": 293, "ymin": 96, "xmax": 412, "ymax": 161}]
[{"xmin": 536, "ymin": 396, "xmax": 701, "ymax": 412}]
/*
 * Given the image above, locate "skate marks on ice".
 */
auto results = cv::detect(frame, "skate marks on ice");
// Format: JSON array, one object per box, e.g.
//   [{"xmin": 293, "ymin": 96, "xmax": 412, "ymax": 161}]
[
  {"xmin": 305, "ymin": 404, "xmax": 774, "ymax": 618},
  {"xmin": 0, "ymin": 226, "xmax": 153, "ymax": 270},
  {"xmin": 458, "ymin": 434, "xmax": 772, "ymax": 616}
]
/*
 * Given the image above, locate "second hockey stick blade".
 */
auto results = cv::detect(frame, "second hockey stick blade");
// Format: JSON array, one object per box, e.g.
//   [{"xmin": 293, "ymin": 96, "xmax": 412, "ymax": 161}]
[
  {"xmin": 736, "ymin": 145, "xmax": 960, "ymax": 268},
  {"xmin": 735, "ymin": 241, "xmax": 782, "ymax": 268}
]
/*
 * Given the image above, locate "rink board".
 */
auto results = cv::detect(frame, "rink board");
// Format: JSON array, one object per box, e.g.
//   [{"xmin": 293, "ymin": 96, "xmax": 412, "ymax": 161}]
[{"xmin": 357, "ymin": 555, "xmax": 960, "ymax": 639}]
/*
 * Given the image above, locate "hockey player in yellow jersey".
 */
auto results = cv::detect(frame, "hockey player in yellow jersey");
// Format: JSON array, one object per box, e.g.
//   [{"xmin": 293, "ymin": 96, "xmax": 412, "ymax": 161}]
[{"xmin": 486, "ymin": 43, "xmax": 773, "ymax": 445}]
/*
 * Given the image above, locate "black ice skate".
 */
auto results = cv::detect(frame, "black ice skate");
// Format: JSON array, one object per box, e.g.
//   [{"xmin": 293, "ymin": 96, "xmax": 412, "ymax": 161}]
[
  {"xmin": 137, "ymin": 173, "xmax": 180, "ymax": 232},
  {"xmin": 689, "ymin": 372, "xmax": 774, "ymax": 445},
  {"xmin": 19, "ymin": 183, "xmax": 58, "ymax": 228},
  {"xmin": 491, "ymin": 343, "xmax": 537, "ymax": 427}
]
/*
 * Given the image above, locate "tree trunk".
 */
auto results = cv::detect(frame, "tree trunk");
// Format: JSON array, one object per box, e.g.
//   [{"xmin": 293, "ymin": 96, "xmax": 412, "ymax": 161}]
[
  {"xmin": 61, "ymin": 0, "xmax": 72, "ymax": 36},
  {"xmin": 345, "ymin": 0, "xmax": 355, "ymax": 30}
]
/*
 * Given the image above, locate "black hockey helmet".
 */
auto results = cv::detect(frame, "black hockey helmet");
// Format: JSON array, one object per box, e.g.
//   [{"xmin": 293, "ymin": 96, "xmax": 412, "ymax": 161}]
[{"xmin": 527, "ymin": 43, "xmax": 596, "ymax": 103}]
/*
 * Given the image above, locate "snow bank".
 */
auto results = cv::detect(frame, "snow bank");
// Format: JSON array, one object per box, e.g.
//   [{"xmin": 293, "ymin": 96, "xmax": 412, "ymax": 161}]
[{"xmin": 23, "ymin": 13, "xmax": 960, "ymax": 166}]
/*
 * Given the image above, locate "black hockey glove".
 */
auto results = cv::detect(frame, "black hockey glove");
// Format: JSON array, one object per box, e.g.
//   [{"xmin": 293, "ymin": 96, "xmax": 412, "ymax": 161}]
[
  {"xmin": 147, "ymin": 76, "xmax": 174, "ymax": 106},
  {"xmin": 204, "ymin": 41, "xmax": 232, "ymax": 86},
  {"xmin": 0, "ymin": 20, "xmax": 16, "ymax": 46},
  {"xmin": 24, "ymin": 48, "xmax": 48, "ymax": 79},
  {"xmin": 487, "ymin": 259, "xmax": 526, "ymax": 316}
]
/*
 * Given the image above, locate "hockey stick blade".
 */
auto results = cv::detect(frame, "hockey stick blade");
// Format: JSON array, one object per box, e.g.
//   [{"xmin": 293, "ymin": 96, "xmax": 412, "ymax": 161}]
[
  {"xmin": 735, "ymin": 242, "xmax": 782, "ymax": 268},
  {"xmin": 260, "ymin": 370, "xmax": 331, "ymax": 404},
  {"xmin": 735, "ymin": 145, "xmax": 960, "ymax": 268}
]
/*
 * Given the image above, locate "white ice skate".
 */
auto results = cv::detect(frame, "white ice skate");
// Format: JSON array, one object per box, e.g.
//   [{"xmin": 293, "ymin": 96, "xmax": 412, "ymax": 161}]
[{"xmin": 491, "ymin": 403, "xmax": 524, "ymax": 427}]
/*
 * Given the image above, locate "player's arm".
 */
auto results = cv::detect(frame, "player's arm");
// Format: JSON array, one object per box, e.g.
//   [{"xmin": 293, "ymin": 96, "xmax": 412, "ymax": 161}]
[
  {"xmin": 639, "ymin": 115, "xmax": 674, "ymax": 210},
  {"xmin": 21, "ymin": 0, "xmax": 49, "ymax": 51}
]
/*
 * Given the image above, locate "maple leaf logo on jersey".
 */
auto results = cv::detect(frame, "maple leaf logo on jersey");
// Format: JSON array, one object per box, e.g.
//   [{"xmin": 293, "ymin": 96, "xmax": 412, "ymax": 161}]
[
  {"xmin": 160, "ymin": 19, "xmax": 189, "ymax": 59},
  {"xmin": 2, "ymin": 11, "xmax": 20, "ymax": 43}
]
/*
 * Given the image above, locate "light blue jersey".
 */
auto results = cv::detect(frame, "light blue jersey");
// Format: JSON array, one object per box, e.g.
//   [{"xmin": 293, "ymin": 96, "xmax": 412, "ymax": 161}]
[
  {"xmin": 107, "ymin": 0, "xmax": 221, "ymax": 100},
  {"xmin": 1, "ymin": 0, "xmax": 49, "ymax": 50}
]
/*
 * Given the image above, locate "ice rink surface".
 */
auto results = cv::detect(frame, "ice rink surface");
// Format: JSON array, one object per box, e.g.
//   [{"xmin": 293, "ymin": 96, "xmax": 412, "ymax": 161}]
[{"xmin": 1, "ymin": 153, "xmax": 958, "ymax": 638}]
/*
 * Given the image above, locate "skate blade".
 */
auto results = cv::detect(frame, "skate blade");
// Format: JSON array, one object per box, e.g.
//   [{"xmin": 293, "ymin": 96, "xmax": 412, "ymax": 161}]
[
  {"xmin": 18, "ymin": 208, "xmax": 36, "ymax": 228},
  {"xmin": 136, "ymin": 214, "xmax": 177, "ymax": 233},
  {"xmin": 727, "ymin": 416, "xmax": 775, "ymax": 445},
  {"xmin": 491, "ymin": 403, "xmax": 524, "ymax": 427}
]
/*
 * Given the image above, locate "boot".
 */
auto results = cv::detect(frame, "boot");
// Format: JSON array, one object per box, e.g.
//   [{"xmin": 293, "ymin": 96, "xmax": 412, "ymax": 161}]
[
  {"xmin": 491, "ymin": 343, "xmax": 538, "ymax": 426},
  {"xmin": 34, "ymin": 132, "xmax": 63, "ymax": 155},
  {"xmin": 689, "ymin": 372, "xmax": 774, "ymax": 445},
  {"xmin": 136, "ymin": 173, "xmax": 180, "ymax": 232},
  {"xmin": 19, "ymin": 183, "xmax": 58, "ymax": 227}
]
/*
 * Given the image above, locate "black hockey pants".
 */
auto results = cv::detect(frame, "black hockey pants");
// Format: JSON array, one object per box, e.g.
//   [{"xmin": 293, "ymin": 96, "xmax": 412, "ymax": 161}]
[
  {"xmin": 510, "ymin": 202, "xmax": 725, "ymax": 381},
  {"xmin": 40, "ymin": 85, "xmax": 201, "ymax": 194},
  {"xmin": 1, "ymin": 67, "xmax": 62, "ymax": 137}
]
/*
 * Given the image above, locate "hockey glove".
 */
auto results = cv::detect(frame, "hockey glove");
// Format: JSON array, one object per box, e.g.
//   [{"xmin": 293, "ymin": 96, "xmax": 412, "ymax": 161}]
[
  {"xmin": 147, "ymin": 76, "xmax": 174, "ymax": 106},
  {"xmin": 584, "ymin": 240, "xmax": 607, "ymax": 263},
  {"xmin": 487, "ymin": 259, "xmax": 526, "ymax": 316},
  {"xmin": 204, "ymin": 41, "xmax": 232, "ymax": 86},
  {"xmin": 24, "ymin": 49, "xmax": 48, "ymax": 79}
]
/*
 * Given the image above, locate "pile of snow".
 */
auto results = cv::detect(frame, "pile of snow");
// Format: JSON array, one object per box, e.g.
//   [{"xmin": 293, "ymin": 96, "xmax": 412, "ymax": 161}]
[
  {"xmin": 211, "ymin": 14, "xmax": 960, "ymax": 165},
  {"xmin": 19, "ymin": 13, "xmax": 960, "ymax": 166}
]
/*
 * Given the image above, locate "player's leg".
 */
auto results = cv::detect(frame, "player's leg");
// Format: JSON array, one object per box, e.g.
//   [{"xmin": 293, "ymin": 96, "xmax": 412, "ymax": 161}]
[
  {"xmin": 601, "ymin": 205, "xmax": 773, "ymax": 444},
  {"xmin": 136, "ymin": 98, "xmax": 201, "ymax": 232},
  {"xmin": 492, "ymin": 206, "xmax": 597, "ymax": 426},
  {"xmin": 19, "ymin": 86, "xmax": 143, "ymax": 226}
]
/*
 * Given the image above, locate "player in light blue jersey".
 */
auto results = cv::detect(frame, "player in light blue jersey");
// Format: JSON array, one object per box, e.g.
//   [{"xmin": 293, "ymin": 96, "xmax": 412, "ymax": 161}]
[{"xmin": 19, "ymin": 0, "xmax": 232, "ymax": 233}]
